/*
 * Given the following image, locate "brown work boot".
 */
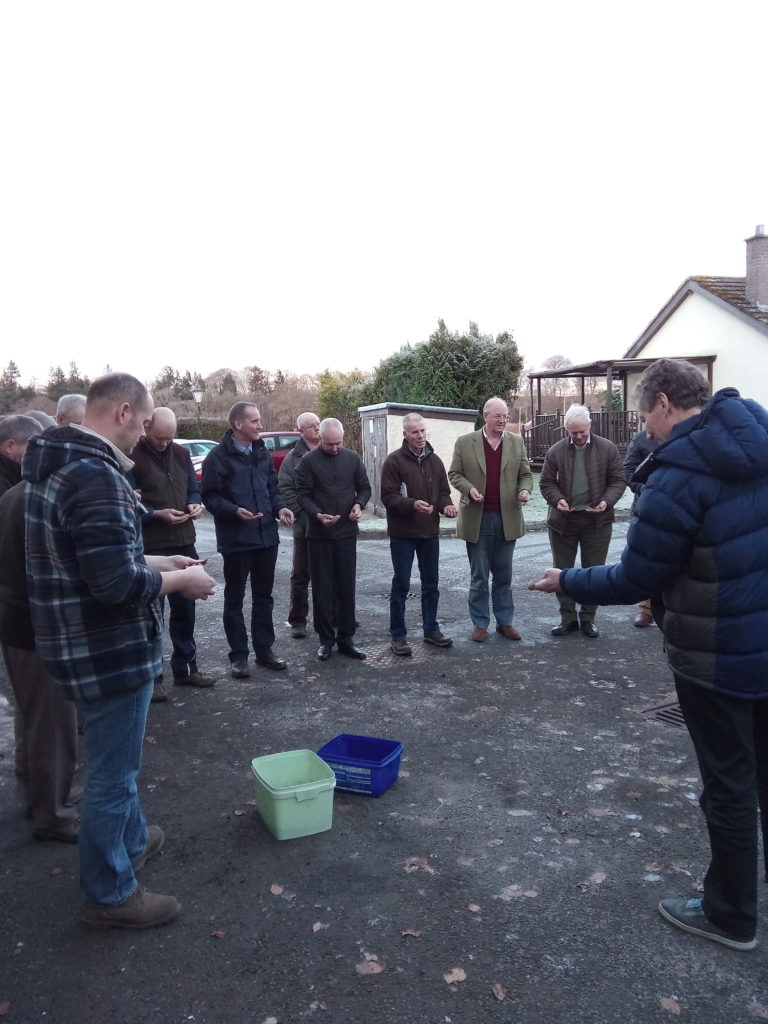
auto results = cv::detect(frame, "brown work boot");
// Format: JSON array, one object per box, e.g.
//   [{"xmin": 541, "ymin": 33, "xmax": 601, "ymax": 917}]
[
  {"xmin": 495, "ymin": 624, "xmax": 521, "ymax": 641},
  {"xmin": 151, "ymin": 681, "xmax": 168, "ymax": 703},
  {"xmin": 470, "ymin": 627, "xmax": 488, "ymax": 643},
  {"xmin": 633, "ymin": 610, "xmax": 654, "ymax": 628},
  {"xmin": 174, "ymin": 672, "xmax": 216, "ymax": 687},
  {"xmin": 81, "ymin": 885, "xmax": 180, "ymax": 930},
  {"xmin": 132, "ymin": 825, "xmax": 165, "ymax": 872}
]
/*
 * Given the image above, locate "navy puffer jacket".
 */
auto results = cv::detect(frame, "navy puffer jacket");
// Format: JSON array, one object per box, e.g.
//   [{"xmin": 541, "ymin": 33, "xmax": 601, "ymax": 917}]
[{"xmin": 561, "ymin": 388, "xmax": 768, "ymax": 699}]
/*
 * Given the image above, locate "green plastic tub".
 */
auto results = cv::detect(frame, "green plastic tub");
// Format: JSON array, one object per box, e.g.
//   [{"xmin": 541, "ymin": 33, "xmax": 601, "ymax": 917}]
[{"xmin": 251, "ymin": 749, "xmax": 336, "ymax": 840}]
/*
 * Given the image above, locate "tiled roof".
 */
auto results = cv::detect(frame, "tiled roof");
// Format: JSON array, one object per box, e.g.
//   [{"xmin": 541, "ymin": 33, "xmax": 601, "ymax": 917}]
[{"xmin": 691, "ymin": 276, "xmax": 768, "ymax": 328}]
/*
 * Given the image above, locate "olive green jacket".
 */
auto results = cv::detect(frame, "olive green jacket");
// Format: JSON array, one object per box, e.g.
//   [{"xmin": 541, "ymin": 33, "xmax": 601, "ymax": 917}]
[{"xmin": 448, "ymin": 430, "xmax": 533, "ymax": 543}]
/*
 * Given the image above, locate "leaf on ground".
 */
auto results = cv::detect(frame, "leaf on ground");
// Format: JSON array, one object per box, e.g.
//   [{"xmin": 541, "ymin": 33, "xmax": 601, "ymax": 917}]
[
  {"xmin": 588, "ymin": 808, "xmax": 617, "ymax": 817},
  {"xmin": 399, "ymin": 770, "xmax": 410, "ymax": 778},
  {"xmin": 507, "ymin": 809, "xmax": 529, "ymax": 817},
  {"xmin": 312, "ymin": 921, "xmax": 329, "ymax": 933},
  {"xmin": 590, "ymin": 871, "xmax": 607, "ymax": 884},
  {"xmin": 209, "ymin": 929, "xmax": 226, "ymax": 939},
  {"xmin": 153, "ymin": 776, "xmax": 167, "ymax": 782},
  {"xmin": 404, "ymin": 856, "xmax": 435, "ymax": 874},
  {"xmin": 491, "ymin": 983, "xmax": 507, "ymax": 1001},
  {"xmin": 577, "ymin": 881, "xmax": 590, "ymax": 890},
  {"xmin": 627, "ymin": 791, "xmax": 642, "ymax": 799},
  {"xmin": 488, "ymin": 839, "xmax": 504, "ymax": 846},
  {"xmin": 145, "ymin": 735, "xmax": 156, "ymax": 744},
  {"xmin": 401, "ymin": 928, "xmax": 422, "ymax": 937},
  {"xmin": 309, "ymin": 1001, "xmax": 327, "ymax": 1012},
  {"xmin": 749, "ymin": 1005, "xmax": 768, "ymax": 1020},
  {"xmin": 523, "ymin": 890, "xmax": 539, "ymax": 898},
  {"xmin": 659, "ymin": 997, "xmax": 681, "ymax": 1014},
  {"xmin": 468, "ymin": 903, "xmax": 481, "ymax": 913},
  {"xmin": 474, "ymin": 705, "xmax": 499, "ymax": 712},
  {"xmin": 261, "ymin": 1017, "xmax": 278, "ymax": 1024},
  {"xmin": 500, "ymin": 885, "xmax": 521, "ymax": 900},
  {"xmin": 0, "ymin": 1003, "xmax": 10, "ymax": 1017},
  {"xmin": 234, "ymin": 809, "xmax": 246, "ymax": 816},
  {"xmin": 443, "ymin": 967, "xmax": 467, "ymax": 984},
  {"xmin": 270, "ymin": 883, "xmax": 284, "ymax": 896},
  {"xmin": 355, "ymin": 957, "xmax": 385, "ymax": 975},
  {"xmin": 457, "ymin": 855, "xmax": 474, "ymax": 866},
  {"xmin": 653, "ymin": 825, "xmax": 670, "ymax": 833},
  {"xmin": 49, "ymin": 867, "xmax": 63, "ymax": 876}
]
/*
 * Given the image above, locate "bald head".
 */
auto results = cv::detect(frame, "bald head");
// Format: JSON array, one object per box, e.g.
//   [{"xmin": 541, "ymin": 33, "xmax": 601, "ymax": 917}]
[{"xmin": 145, "ymin": 407, "xmax": 178, "ymax": 452}]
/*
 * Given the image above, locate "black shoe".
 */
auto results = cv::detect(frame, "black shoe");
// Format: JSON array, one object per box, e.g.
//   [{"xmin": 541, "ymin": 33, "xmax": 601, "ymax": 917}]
[
  {"xmin": 658, "ymin": 898, "xmax": 756, "ymax": 950},
  {"xmin": 551, "ymin": 620, "xmax": 579, "ymax": 636},
  {"xmin": 290, "ymin": 624, "xmax": 307, "ymax": 639},
  {"xmin": 338, "ymin": 642, "xmax": 366, "ymax": 660},
  {"xmin": 256, "ymin": 650, "xmax": 287, "ymax": 671},
  {"xmin": 231, "ymin": 660, "xmax": 250, "ymax": 678},
  {"xmin": 317, "ymin": 644, "xmax": 333, "ymax": 661},
  {"xmin": 580, "ymin": 621, "xmax": 599, "ymax": 638}
]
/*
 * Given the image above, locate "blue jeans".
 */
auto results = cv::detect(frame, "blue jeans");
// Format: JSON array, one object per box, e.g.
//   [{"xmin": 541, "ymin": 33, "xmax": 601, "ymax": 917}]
[
  {"xmin": 77, "ymin": 681, "xmax": 152, "ymax": 906},
  {"xmin": 465, "ymin": 511, "xmax": 516, "ymax": 630},
  {"xmin": 389, "ymin": 536, "xmax": 440, "ymax": 640}
]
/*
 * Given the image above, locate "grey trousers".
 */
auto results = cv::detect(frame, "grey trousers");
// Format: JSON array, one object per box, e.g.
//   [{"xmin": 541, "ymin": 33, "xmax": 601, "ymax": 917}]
[{"xmin": 2, "ymin": 643, "xmax": 78, "ymax": 833}]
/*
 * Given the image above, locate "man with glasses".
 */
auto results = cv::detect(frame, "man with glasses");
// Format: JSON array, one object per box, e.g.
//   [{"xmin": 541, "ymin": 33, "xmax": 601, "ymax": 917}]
[
  {"xmin": 449, "ymin": 397, "xmax": 532, "ymax": 643},
  {"xmin": 539, "ymin": 404, "xmax": 625, "ymax": 638}
]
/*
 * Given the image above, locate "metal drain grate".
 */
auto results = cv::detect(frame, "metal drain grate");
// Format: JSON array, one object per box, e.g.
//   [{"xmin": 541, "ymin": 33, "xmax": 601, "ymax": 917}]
[{"xmin": 642, "ymin": 701, "xmax": 685, "ymax": 728}]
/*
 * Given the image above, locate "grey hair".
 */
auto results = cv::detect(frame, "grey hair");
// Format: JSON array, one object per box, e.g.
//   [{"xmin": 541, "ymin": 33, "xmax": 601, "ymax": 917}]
[
  {"xmin": 319, "ymin": 417, "xmax": 344, "ymax": 437},
  {"xmin": 402, "ymin": 412, "xmax": 425, "ymax": 429},
  {"xmin": 25, "ymin": 410, "xmax": 57, "ymax": 429},
  {"xmin": 56, "ymin": 394, "xmax": 86, "ymax": 418},
  {"xmin": 0, "ymin": 414, "xmax": 42, "ymax": 446},
  {"xmin": 563, "ymin": 404, "xmax": 591, "ymax": 429},
  {"xmin": 296, "ymin": 411, "xmax": 320, "ymax": 430},
  {"xmin": 483, "ymin": 396, "xmax": 508, "ymax": 416}
]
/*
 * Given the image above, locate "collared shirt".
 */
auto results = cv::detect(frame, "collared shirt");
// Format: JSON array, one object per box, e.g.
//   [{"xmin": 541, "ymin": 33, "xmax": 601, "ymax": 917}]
[
  {"xmin": 232, "ymin": 439, "xmax": 252, "ymax": 454},
  {"xmin": 568, "ymin": 435, "xmax": 592, "ymax": 446},
  {"xmin": 482, "ymin": 428, "xmax": 504, "ymax": 452}
]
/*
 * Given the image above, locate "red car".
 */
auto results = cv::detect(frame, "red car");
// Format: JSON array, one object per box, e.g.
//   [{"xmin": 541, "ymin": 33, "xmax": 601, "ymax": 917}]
[{"xmin": 258, "ymin": 431, "xmax": 301, "ymax": 472}]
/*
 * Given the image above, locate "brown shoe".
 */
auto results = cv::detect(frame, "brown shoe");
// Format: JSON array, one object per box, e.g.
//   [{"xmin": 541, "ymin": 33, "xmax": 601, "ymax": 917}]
[
  {"xmin": 471, "ymin": 627, "xmax": 488, "ymax": 643},
  {"xmin": 174, "ymin": 672, "xmax": 216, "ymax": 687},
  {"xmin": 33, "ymin": 822, "xmax": 80, "ymax": 844},
  {"xmin": 151, "ymin": 681, "xmax": 168, "ymax": 703},
  {"xmin": 132, "ymin": 825, "xmax": 165, "ymax": 872},
  {"xmin": 495, "ymin": 624, "xmax": 521, "ymax": 641},
  {"xmin": 633, "ymin": 610, "xmax": 654, "ymax": 628},
  {"xmin": 81, "ymin": 884, "xmax": 181, "ymax": 930}
]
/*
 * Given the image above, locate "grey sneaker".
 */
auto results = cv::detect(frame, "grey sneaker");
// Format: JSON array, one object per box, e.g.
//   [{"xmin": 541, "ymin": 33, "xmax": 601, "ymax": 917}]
[
  {"xmin": 658, "ymin": 898, "xmax": 756, "ymax": 950},
  {"xmin": 132, "ymin": 825, "xmax": 165, "ymax": 872},
  {"xmin": 231, "ymin": 660, "xmax": 250, "ymax": 678},
  {"xmin": 391, "ymin": 639, "xmax": 412, "ymax": 657},
  {"xmin": 81, "ymin": 885, "xmax": 181, "ymax": 930}
]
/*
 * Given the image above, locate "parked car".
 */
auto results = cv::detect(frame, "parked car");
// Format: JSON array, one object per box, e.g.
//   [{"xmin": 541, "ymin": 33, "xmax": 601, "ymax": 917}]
[
  {"xmin": 176, "ymin": 438, "xmax": 218, "ymax": 483},
  {"xmin": 259, "ymin": 431, "xmax": 301, "ymax": 472}
]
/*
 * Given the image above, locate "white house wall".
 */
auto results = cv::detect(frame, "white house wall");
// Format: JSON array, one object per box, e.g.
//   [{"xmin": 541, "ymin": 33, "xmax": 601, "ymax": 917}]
[{"xmin": 632, "ymin": 291, "xmax": 768, "ymax": 407}]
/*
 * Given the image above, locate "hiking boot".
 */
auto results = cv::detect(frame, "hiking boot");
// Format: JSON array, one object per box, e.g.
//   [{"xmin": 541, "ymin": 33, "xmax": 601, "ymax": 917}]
[
  {"xmin": 174, "ymin": 672, "xmax": 216, "ymax": 687},
  {"xmin": 423, "ymin": 632, "xmax": 453, "ymax": 648},
  {"xmin": 470, "ymin": 627, "xmax": 488, "ymax": 643},
  {"xmin": 132, "ymin": 825, "xmax": 165, "ymax": 872},
  {"xmin": 231, "ymin": 660, "xmax": 250, "ymax": 678},
  {"xmin": 495, "ymin": 625, "xmax": 521, "ymax": 641},
  {"xmin": 658, "ymin": 898, "xmax": 756, "ymax": 951},
  {"xmin": 151, "ymin": 681, "xmax": 168, "ymax": 703},
  {"xmin": 391, "ymin": 638, "xmax": 412, "ymax": 657},
  {"xmin": 81, "ymin": 884, "xmax": 181, "ymax": 930}
]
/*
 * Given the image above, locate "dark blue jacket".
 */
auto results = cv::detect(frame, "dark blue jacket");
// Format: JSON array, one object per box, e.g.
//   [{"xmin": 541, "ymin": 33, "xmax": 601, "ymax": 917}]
[
  {"xmin": 201, "ymin": 431, "xmax": 283, "ymax": 553},
  {"xmin": 561, "ymin": 388, "xmax": 768, "ymax": 699}
]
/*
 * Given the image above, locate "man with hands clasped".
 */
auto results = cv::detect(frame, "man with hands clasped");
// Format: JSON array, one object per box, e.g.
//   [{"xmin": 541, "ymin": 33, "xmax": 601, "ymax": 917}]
[
  {"xmin": 295, "ymin": 417, "xmax": 371, "ymax": 662},
  {"xmin": 381, "ymin": 413, "xmax": 457, "ymax": 656},
  {"xmin": 448, "ymin": 397, "xmax": 532, "ymax": 643},
  {"xmin": 201, "ymin": 403, "xmax": 294, "ymax": 677},
  {"xmin": 131, "ymin": 407, "xmax": 215, "ymax": 699},
  {"xmin": 539, "ymin": 404, "xmax": 625, "ymax": 639}
]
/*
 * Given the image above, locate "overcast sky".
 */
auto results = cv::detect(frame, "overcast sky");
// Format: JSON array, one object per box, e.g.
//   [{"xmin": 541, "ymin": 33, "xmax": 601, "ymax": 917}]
[{"xmin": 2, "ymin": 1, "xmax": 766, "ymax": 389}]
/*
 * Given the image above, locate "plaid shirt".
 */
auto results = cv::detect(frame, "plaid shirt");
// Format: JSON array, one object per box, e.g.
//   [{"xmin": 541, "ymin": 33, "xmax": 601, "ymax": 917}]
[{"xmin": 23, "ymin": 427, "xmax": 163, "ymax": 702}]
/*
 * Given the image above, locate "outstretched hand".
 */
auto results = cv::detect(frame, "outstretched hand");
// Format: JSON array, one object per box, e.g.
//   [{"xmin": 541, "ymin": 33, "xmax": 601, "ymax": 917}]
[{"xmin": 528, "ymin": 569, "xmax": 563, "ymax": 593}]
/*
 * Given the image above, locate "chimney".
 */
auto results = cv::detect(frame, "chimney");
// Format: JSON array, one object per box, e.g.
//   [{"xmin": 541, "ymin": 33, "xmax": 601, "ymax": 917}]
[{"xmin": 746, "ymin": 224, "xmax": 768, "ymax": 308}]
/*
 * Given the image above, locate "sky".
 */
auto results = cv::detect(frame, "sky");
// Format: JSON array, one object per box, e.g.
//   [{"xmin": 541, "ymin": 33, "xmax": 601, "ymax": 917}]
[{"xmin": 2, "ymin": 1, "xmax": 767, "ymax": 390}]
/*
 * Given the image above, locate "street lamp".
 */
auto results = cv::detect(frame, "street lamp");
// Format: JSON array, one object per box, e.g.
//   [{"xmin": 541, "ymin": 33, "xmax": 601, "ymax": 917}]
[{"xmin": 192, "ymin": 388, "xmax": 204, "ymax": 436}]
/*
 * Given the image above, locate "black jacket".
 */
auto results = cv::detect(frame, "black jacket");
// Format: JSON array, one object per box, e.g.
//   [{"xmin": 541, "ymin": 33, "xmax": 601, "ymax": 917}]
[{"xmin": 295, "ymin": 447, "xmax": 371, "ymax": 541}]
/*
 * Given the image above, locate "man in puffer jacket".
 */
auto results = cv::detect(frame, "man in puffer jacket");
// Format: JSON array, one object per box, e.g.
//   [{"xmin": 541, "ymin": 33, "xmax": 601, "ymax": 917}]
[{"xmin": 530, "ymin": 358, "xmax": 768, "ymax": 952}]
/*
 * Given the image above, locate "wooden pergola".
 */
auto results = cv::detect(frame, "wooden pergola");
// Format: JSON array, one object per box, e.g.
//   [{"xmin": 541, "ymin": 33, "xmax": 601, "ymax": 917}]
[{"xmin": 522, "ymin": 355, "xmax": 716, "ymax": 464}]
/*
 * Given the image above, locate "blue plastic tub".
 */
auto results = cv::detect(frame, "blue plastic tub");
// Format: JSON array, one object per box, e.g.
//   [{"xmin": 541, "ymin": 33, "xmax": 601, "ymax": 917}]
[{"xmin": 316, "ymin": 734, "xmax": 403, "ymax": 797}]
